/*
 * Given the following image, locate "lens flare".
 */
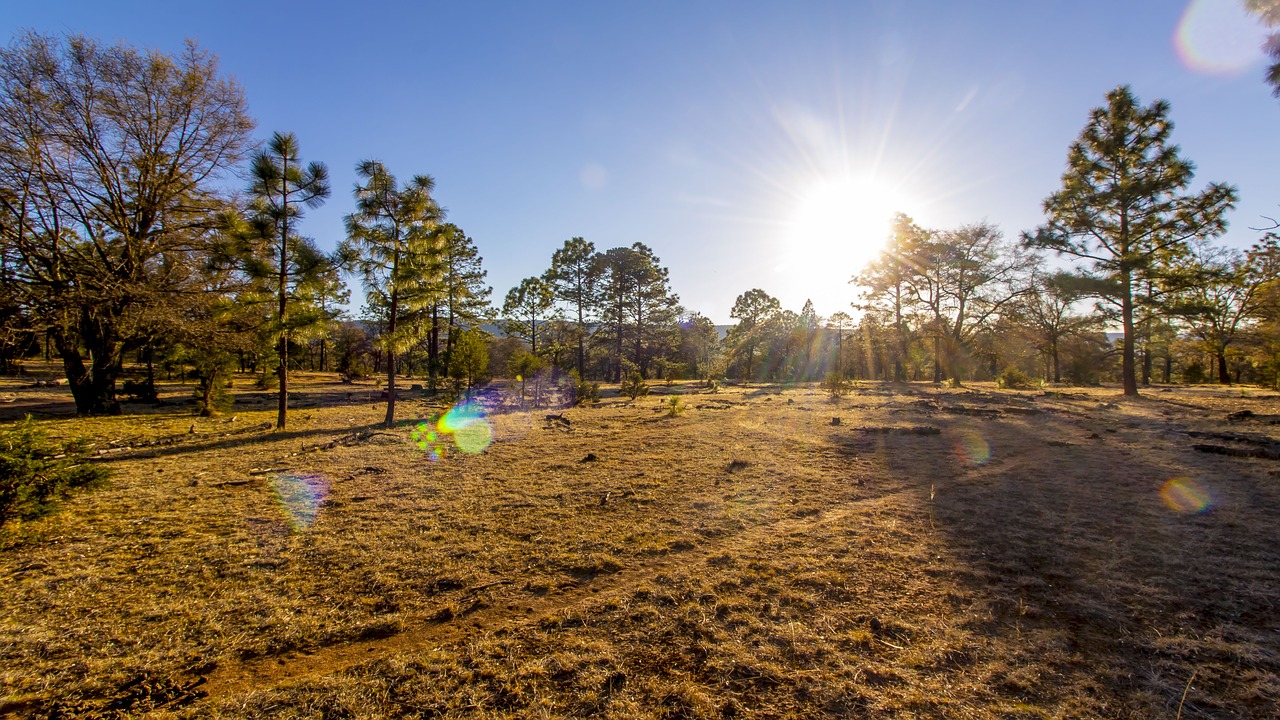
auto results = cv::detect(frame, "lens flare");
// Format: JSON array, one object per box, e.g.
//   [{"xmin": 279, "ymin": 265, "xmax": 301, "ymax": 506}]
[
  {"xmin": 1160, "ymin": 477, "xmax": 1213, "ymax": 514},
  {"xmin": 441, "ymin": 401, "xmax": 494, "ymax": 454},
  {"xmin": 410, "ymin": 421, "xmax": 446, "ymax": 461},
  {"xmin": 270, "ymin": 473, "xmax": 329, "ymax": 531},
  {"xmin": 954, "ymin": 431, "xmax": 991, "ymax": 465},
  {"xmin": 411, "ymin": 400, "xmax": 495, "ymax": 460},
  {"xmin": 1175, "ymin": 0, "xmax": 1267, "ymax": 75}
]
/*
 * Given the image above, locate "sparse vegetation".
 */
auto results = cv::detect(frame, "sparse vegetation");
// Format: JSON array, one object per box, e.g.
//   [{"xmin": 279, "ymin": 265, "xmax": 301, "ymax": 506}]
[
  {"xmin": 0, "ymin": 376, "xmax": 1276, "ymax": 718},
  {"xmin": 571, "ymin": 371, "xmax": 600, "ymax": 405}
]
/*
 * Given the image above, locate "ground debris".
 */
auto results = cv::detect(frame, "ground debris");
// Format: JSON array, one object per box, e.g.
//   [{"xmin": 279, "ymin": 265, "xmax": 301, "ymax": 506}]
[
  {"xmin": 544, "ymin": 413, "xmax": 572, "ymax": 431},
  {"xmin": 1192, "ymin": 443, "xmax": 1280, "ymax": 460},
  {"xmin": 1227, "ymin": 410, "xmax": 1280, "ymax": 424},
  {"xmin": 1185, "ymin": 429, "xmax": 1280, "ymax": 447},
  {"xmin": 941, "ymin": 406, "xmax": 1003, "ymax": 417},
  {"xmin": 856, "ymin": 425, "xmax": 942, "ymax": 435}
]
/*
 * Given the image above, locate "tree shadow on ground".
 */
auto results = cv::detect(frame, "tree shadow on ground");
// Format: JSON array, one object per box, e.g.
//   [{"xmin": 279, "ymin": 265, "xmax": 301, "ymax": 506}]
[{"xmin": 849, "ymin": 409, "xmax": 1280, "ymax": 718}]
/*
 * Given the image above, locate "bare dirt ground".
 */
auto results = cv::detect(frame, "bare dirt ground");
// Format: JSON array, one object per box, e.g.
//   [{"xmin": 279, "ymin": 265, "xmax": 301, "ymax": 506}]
[{"xmin": 1, "ymin": 371, "xmax": 1278, "ymax": 718}]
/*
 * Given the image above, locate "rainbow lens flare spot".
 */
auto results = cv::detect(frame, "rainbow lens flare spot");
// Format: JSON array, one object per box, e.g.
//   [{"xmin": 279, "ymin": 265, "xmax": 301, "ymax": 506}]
[
  {"xmin": 440, "ymin": 402, "xmax": 494, "ymax": 454},
  {"xmin": 1160, "ymin": 477, "xmax": 1213, "ymax": 514},
  {"xmin": 1175, "ymin": 0, "xmax": 1266, "ymax": 75},
  {"xmin": 269, "ymin": 473, "xmax": 329, "ymax": 531},
  {"xmin": 412, "ymin": 401, "xmax": 494, "ymax": 460},
  {"xmin": 954, "ymin": 432, "xmax": 991, "ymax": 465}
]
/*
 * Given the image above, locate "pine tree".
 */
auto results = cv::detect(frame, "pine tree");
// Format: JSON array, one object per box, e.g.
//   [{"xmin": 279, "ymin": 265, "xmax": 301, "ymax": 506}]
[
  {"xmin": 544, "ymin": 237, "xmax": 600, "ymax": 377},
  {"xmin": 239, "ymin": 132, "xmax": 330, "ymax": 429},
  {"xmin": 502, "ymin": 277, "xmax": 554, "ymax": 355},
  {"xmin": 340, "ymin": 161, "xmax": 443, "ymax": 427},
  {"xmin": 855, "ymin": 214, "xmax": 928, "ymax": 381},
  {"xmin": 438, "ymin": 224, "xmax": 491, "ymax": 376},
  {"xmin": 727, "ymin": 289, "xmax": 781, "ymax": 383},
  {"xmin": 1024, "ymin": 86, "xmax": 1236, "ymax": 396}
]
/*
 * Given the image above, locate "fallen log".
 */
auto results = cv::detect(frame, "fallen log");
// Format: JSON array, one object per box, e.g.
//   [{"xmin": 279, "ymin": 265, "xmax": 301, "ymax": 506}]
[
  {"xmin": 1192, "ymin": 443, "xmax": 1280, "ymax": 460},
  {"xmin": 856, "ymin": 426, "xmax": 941, "ymax": 436}
]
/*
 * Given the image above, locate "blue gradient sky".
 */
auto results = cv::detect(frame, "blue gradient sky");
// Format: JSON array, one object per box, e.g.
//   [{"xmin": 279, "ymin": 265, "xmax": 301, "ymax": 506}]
[{"xmin": 6, "ymin": 1, "xmax": 1277, "ymax": 322}]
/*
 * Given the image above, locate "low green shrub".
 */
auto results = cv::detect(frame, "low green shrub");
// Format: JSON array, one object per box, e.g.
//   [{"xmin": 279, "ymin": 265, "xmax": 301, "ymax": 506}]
[
  {"xmin": 0, "ymin": 416, "xmax": 108, "ymax": 527},
  {"xmin": 666, "ymin": 395, "xmax": 684, "ymax": 417},
  {"xmin": 997, "ymin": 366, "xmax": 1032, "ymax": 389},
  {"xmin": 621, "ymin": 372, "xmax": 650, "ymax": 400},
  {"xmin": 823, "ymin": 371, "xmax": 853, "ymax": 399}
]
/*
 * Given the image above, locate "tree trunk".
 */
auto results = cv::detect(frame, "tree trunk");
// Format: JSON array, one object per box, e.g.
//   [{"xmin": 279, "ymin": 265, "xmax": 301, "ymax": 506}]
[
  {"xmin": 1120, "ymin": 271, "xmax": 1138, "ymax": 396},
  {"xmin": 57, "ymin": 321, "xmax": 122, "ymax": 414},
  {"xmin": 932, "ymin": 334, "xmax": 942, "ymax": 384},
  {"xmin": 384, "ymin": 291, "xmax": 399, "ymax": 428},
  {"xmin": 1217, "ymin": 351, "xmax": 1230, "ymax": 385},
  {"xmin": 576, "ymin": 303, "xmax": 586, "ymax": 378},
  {"xmin": 429, "ymin": 303, "xmax": 440, "ymax": 379},
  {"xmin": 276, "ymin": 218, "xmax": 289, "ymax": 430}
]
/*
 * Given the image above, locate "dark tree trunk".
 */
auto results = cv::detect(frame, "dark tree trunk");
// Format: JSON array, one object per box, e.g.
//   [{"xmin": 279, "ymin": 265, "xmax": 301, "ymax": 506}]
[
  {"xmin": 1120, "ymin": 270, "xmax": 1138, "ymax": 396},
  {"xmin": 429, "ymin": 303, "xmax": 440, "ymax": 378},
  {"xmin": 1217, "ymin": 352, "xmax": 1230, "ymax": 385},
  {"xmin": 384, "ymin": 284, "xmax": 399, "ymax": 428}
]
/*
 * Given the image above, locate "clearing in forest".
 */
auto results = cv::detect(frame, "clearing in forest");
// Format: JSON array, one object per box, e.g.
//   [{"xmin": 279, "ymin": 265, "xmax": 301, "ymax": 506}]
[{"xmin": 1, "ymin": 374, "xmax": 1278, "ymax": 718}]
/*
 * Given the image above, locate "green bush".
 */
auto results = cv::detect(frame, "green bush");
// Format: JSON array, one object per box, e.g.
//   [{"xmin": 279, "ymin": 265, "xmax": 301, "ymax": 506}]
[
  {"xmin": 0, "ymin": 416, "xmax": 108, "ymax": 527},
  {"xmin": 1183, "ymin": 361, "xmax": 1206, "ymax": 384},
  {"xmin": 621, "ymin": 371, "xmax": 650, "ymax": 400},
  {"xmin": 570, "ymin": 371, "xmax": 600, "ymax": 405},
  {"xmin": 666, "ymin": 395, "xmax": 684, "ymax": 417},
  {"xmin": 823, "ymin": 371, "xmax": 853, "ymax": 399},
  {"xmin": 997, "ymin": 366, "xmax": 1032, "ymax": 389}
]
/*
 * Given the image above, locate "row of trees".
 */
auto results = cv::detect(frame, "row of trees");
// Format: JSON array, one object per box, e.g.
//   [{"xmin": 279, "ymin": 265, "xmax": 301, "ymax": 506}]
[
  {"xmin": 0, "ymin": 34, "xmax": 494, "ymax": 428},
  {"xmin": 3, "ymin": 33, "xmax": 1279, "ymax": 432}
]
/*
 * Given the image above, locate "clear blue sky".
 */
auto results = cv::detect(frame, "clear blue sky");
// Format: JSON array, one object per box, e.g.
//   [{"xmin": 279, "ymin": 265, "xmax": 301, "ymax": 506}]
[{"xmin": 6, "ymin": 1, "xmax": 1278, "ymax": 322}]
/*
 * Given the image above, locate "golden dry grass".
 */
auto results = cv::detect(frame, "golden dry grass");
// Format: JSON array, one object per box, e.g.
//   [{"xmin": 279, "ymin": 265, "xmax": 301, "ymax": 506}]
[{"xmin": 1, "ymin": 371, "xmax": 1278, "ymax": 718}]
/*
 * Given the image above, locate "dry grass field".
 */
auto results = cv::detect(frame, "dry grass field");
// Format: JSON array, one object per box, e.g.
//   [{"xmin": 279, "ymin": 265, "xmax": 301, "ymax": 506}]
[{"xmin": 1, "ymin": 371, "xmax": 1278, "ymax": 719}]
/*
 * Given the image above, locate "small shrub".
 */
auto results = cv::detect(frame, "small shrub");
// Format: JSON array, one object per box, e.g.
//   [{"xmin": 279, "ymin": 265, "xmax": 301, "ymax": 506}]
[
  {"xmin": 1183, "ymin": 362, "xmax": 1206, "ymax": 385},
  {"xmin": 823, "ymin": 371, "xmax": 852, "ymax": 399},
  {"xmin": 0, "ymin": 416, "xmax": 108, "ymax": 527},
  {"xmin": 255, "ymin": 370, "xmax": 279, "ymax": 391},
  {"xmin": 121, "ymin": 378, "xmax": 157, "ymax": 403},
  {"xmin": 997, "ymin": 367, "xmax": 1032, "ymax": 389},
  {"xmin": 576, "ymin": 379, "xmax": 600, "ymax": 405},
  {"xmin": 667, "ymin": 395, "xmax": 684, "ymax": 417},
  {"xmin": 621, "ymin": 372, "xmax": 650, "ymax": 400}
]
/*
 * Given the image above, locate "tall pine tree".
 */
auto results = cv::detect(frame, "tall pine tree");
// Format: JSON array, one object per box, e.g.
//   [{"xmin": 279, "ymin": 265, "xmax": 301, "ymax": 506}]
[
  {"xmin": 1024, "ymin": 86, "xmax": 1235, "ymax": 396},
  {"xmin": 239, "ymin": 131, "xmax": 330, "ymax": 429},
  {"xmin": 340, "ymin": 161, "xmax": 443, "ymax": 427}
]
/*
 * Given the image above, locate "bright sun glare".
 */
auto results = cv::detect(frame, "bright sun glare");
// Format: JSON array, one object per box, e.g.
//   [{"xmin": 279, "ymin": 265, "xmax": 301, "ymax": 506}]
[{"xmin": 785, "ymin": 175, "xmax": 905, "ymax": 278}]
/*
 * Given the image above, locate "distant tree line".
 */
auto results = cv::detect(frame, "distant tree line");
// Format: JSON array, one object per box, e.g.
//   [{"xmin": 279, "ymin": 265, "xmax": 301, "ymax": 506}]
[{"xmin": 2, "ymin": 32, "xmax": 1280, "ymax": 431}]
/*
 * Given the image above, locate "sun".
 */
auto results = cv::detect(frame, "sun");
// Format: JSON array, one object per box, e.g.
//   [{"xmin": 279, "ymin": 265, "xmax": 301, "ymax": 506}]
[
  {"xmin": 786, "ymin": 175, "xmax": 905, "ymax": 275},
  {"xmin": 770, "ymin": 174, "xmax": 911, "ymax": 315}
]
